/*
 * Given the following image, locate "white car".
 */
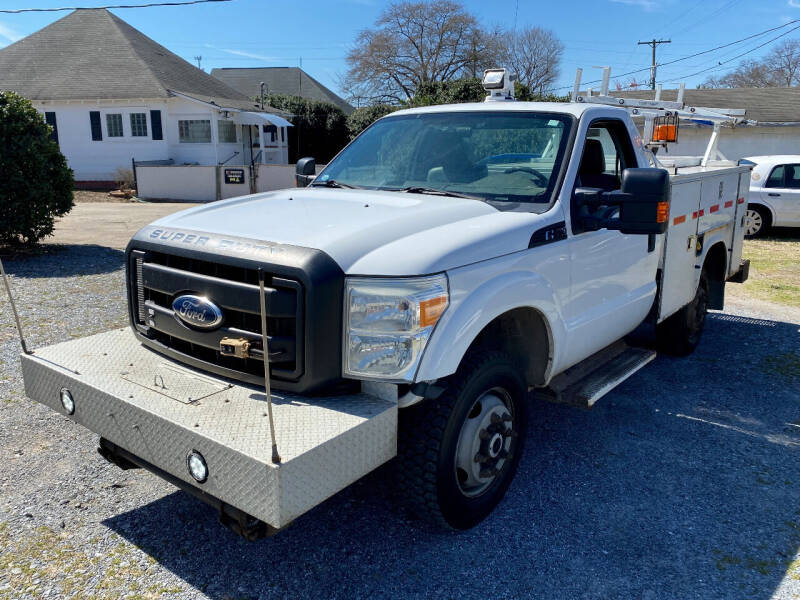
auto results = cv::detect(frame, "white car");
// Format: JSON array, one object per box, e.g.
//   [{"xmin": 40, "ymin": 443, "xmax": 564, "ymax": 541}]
[{"xmin": 742, "ymin": 155, "xmax": 800, "ymax": 237}]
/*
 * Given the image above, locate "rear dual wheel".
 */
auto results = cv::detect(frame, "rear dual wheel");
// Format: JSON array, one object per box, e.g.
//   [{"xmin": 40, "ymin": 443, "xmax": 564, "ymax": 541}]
[
  {"xmin": 398, "ymin": 351, "xmax": 527, "ymax": 530},
  {"xmin": 656, "ymin": 270, "xmax": 709, "ymax": 356}
]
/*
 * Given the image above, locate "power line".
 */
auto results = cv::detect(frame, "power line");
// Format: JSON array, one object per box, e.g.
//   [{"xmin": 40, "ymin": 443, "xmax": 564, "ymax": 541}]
[
  {"xmin": 668, "ymin": 0, "xmax": 745, "ymax": 38},
  {"xmin": 0, "ymin": 0, "xmax": 231, "ymax": 13},
  {"xmin": 555, "ymin": 18, "xmax": 800, "ymax": 91},
  {"xmin": 663, "ymin": 23, "xmax": 800, "ymax": 82}
]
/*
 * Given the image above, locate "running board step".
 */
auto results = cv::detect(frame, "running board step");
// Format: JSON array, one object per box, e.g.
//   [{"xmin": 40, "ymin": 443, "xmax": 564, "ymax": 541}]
[{"xmin": 540, "ymin": 343, "xmax": 656, "ymax": 409}]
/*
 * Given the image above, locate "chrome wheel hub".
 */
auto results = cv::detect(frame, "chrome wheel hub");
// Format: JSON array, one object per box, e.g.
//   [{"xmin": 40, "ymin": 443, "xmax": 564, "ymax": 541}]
[
  {"xmin": 744, "ymin": 209, "xmax": 762, "ymax": 236},
  {"xmin": 454, "ymin": 387, "xmax": 516, "ymax": 497}
]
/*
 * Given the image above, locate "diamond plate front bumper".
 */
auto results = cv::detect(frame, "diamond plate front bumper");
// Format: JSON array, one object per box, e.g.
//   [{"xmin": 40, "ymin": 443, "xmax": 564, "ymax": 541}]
[{"xmin": 21, "ymin": 328, "xmax": 397, "ymax": 529}]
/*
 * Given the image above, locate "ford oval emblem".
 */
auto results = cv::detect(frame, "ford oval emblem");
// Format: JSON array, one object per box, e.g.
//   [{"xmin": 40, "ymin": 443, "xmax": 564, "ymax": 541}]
[{"xmin": 172, "ymin": 295, "xmax": 224, "ymax": 330}]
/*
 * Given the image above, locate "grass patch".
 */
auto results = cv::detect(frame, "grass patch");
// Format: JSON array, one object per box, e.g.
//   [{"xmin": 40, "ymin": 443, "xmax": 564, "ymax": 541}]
[
  {"xmin": 739, "ymin": 235, "xmax": 800, "ymax": 308},
  {"xmin": 0, "ymin": 523, "xmax": 182, "ymax": 599}
]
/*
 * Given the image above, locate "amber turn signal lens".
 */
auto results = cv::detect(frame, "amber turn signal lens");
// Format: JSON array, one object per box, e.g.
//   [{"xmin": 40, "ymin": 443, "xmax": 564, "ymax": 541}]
[
  {"xmin": 420, "ymin": 296, "xmax": 447, "ymax": 328},
  {"xmin": 653, "ymin": 124, "xmax": 677, "ymax": 143},
  {"xmin": 656, "ymin": 201, "xmax": 669, "ymax": 223}
]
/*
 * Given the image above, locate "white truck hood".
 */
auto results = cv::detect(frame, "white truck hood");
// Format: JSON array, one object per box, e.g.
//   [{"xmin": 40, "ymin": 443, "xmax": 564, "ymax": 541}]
[{"xmin": 141, "ymin": 188, "xmax": 546, "ymax": 275}]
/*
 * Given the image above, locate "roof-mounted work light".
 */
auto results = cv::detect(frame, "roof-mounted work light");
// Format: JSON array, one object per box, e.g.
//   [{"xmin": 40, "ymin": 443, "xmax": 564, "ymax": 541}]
[{"xmin": 483, "ymin": 68, "xmax": 516, "ymax": 102}]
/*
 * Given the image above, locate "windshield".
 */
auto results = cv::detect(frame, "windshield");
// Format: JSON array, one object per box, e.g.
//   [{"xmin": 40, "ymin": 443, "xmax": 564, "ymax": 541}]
[{"xmin": 315, "ymin": 111, "xmax": 573, "ymax": 211}]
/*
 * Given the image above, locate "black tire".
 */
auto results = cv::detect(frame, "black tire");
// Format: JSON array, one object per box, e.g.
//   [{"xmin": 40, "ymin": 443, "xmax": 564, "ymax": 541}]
[
  {"xmin": 656, "ymin": 270, "xmax": 709, "ymax": 356},
  {"xmin": 397, "ymin": 350, "xmax": 527, "ymax": 530},
  {"xmin": 744, "ymin": 205, "xmax": 770, "ymax": 238}
]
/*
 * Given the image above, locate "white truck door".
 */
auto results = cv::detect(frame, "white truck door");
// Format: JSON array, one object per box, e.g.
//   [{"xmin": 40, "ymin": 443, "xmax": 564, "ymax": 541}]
[{"xmin": 562, "ymin": 119, "xmax": 658, "ymax": 367}]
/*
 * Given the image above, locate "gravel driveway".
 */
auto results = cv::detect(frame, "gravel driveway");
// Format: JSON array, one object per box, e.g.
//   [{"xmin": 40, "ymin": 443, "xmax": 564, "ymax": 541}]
[{"xmin": 1, "ymin": 245, "xmax": 798, "ymax": 600}]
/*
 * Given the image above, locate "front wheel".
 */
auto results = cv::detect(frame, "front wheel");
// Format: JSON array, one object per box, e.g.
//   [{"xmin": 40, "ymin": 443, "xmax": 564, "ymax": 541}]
[
  {"xmin": 397, "ymin": 351, "xmax": 527, "ymax": 530},
  {"xmin": 656, "ymin": 271, "xmax": 709, "ymax": 356}
]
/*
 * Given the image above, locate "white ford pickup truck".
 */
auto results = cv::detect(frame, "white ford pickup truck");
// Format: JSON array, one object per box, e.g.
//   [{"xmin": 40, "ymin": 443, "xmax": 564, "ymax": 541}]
[{"xmin": 14, "ymin": 70, "xmax": 750, "ymax": 538}]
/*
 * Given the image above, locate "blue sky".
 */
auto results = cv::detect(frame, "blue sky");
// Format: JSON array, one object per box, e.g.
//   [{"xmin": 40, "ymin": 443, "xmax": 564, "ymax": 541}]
[{"xmin": 0, "ymin": 0, "xmax": 798, "ymax": 98}]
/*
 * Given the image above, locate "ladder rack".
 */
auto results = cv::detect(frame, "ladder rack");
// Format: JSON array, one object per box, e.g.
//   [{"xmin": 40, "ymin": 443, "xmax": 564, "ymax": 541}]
[{"xmin": 570, "ymin": 67, "xmax": 755, "ymax": 167}]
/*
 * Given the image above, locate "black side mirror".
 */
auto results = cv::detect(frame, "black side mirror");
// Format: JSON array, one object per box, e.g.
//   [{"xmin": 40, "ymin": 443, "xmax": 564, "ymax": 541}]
[
  {"xmin": 573, "ymin": 168, "xmax": 670, "ymax": 235},
  {"xmin": 295, "ymin": 157, "xmax": 316, "ymax": 187},
  {"xmin": 614, "ymin": 168, "xmax": 670, "ymax": 235}
]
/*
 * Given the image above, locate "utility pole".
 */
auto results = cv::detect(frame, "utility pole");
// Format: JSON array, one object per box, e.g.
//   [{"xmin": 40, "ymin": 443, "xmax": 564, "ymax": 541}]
[{"xmin": 637, "ymin": 39, "xmax": 670, "ymax": 90}]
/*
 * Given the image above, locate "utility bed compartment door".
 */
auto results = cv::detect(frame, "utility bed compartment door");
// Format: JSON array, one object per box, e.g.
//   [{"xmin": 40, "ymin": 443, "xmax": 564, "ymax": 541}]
[
  {"xmin": 658, "ymin": 180, "xmax": 700, "ymax": 321},
  {"xmin": 729, "ymin": 171, "xmax": 749, "ymax": 276}
]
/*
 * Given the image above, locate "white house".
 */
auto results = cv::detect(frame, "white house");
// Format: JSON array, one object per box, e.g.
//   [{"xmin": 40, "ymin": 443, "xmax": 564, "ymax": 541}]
[
  {"xmin": 617, "ymin": 87, "xmax": 800, "ymax": 160},
  {"xmin": 0, "ymin": 9, "xmax": 292, "ymax": 187}
]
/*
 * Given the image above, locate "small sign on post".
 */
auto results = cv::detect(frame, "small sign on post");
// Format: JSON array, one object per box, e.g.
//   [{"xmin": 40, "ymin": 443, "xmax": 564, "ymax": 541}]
[{"xmin": 224, "ymin": 168, "xmax": 245, "ymax": 184}]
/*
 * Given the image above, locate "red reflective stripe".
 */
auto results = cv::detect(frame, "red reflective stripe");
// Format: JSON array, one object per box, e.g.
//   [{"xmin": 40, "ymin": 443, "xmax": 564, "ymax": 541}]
[
  {"xmin": 737, "ymin": 197, "xmax": 745, "ymax": 204},
  {"xmin": 724, "ymin": 200, "xmax": 733, "ymax": 208},
  {"xmin": 673, "ymin": 215, "xmax": 687, "ymax": 225},
  {"xmin": 698, "ymin": 209, "xmax": 705, "ymax": 217},
  {"xmin": 710, "ymin": 204, "xmax": 720, "ymax": 213},
  {"xmin": 692, "ymin": 211, "xmax": 698, "ymax": 219}
]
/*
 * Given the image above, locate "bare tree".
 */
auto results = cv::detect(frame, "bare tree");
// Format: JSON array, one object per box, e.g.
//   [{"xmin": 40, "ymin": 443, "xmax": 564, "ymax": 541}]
[
  {"xmin": 501, "ymin": 27, "xmax": 564, "ymax": 94},
  {"xmin": 701, "ymin": 60, "xmax": 777, "ymax": 88},
  {"xmin": 342, "ymin": 1, "xmax": 501, "ymax": 103},
  {"xmin": 700, "ymin": 39, "xmax": 800, "ymax": 88},
  {"xmin": 764, "ymin": 39, "xmax": 800, "ymax": 87}
]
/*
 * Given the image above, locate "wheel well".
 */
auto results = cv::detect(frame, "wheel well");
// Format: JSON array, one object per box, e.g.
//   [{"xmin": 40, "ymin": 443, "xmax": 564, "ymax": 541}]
[
  {"xmin": 748, "ymin": 203, "xmax": 773, "ymax": 226},
  {"xmin": 465, "ymin": 307, "xmax": 550, "ymax": 387},
  {"xmin": 704, "ymin": 241, "xmax": 727, "ymax": 310}
]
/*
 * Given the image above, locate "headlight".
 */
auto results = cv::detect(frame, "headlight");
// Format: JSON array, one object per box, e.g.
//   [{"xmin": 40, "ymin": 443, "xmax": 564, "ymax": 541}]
[{"xmin": 343, "ymin": 275, "xmax": 448, "ymax": 381}]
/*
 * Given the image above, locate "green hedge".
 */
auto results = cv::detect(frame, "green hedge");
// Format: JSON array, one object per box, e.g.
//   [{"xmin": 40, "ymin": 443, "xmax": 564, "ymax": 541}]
[
  {"xmin": 0, "ymin": 92, "xmax": 73, "ymax": 247},
  {"xmin": 264, "ymin": 94, "xmax": 348, "ymax": 163},
  {"xmin": 345, "ymin": 78, "xmax": 569, "ymax": 140}
]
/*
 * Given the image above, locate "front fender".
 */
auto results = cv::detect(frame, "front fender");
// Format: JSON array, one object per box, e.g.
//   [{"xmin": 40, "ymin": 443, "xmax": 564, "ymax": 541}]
[{"xmin": 415, "ymin": 263, "xmax": 566, "ymax": 384}]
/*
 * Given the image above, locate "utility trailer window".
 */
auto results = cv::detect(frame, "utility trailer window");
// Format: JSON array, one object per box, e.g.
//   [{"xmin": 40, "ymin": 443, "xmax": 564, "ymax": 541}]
[{"xmin": 316, "ymin": 111, "xmax": 573, "ymax": 212}]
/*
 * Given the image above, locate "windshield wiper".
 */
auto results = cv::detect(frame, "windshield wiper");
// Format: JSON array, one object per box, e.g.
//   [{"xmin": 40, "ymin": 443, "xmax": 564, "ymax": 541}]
[
  {"xmin": 395, "ymin": 186, "xmax": 482, "ymax": 200},
  {"xmin": 311, "ymin": 179, "xmax": 361, "ymax": 189}
]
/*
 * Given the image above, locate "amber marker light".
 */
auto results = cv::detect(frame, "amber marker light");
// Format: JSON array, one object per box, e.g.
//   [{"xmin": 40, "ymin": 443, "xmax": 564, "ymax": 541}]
[
  {"xmin": 420, "ymin": 295, "xmax": 448, "ymax": 328},
  {"xmin": 656, "ymin": 202, "xmax": 670, "ymax": 224}
]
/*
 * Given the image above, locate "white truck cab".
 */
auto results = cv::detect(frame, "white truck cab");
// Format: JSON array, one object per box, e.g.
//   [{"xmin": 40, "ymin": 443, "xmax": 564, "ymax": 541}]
[
  {"xmin": 14, "ymin": 69, "xmax": 750, "ymax": 538},
  {"xmin": 742, "ymin": 155, "xmax": 800, "ymax": 236}
]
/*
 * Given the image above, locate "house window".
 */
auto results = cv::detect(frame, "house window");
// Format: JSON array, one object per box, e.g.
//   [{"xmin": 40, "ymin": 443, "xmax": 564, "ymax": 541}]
[
  {"xmin": 179, "ymin": 119, "xmax": 211, "ymax": 143},
  {"xmin": 106, "ymin": 113, "xmax": 123, "ymax": 137},
  {"xmin": 130, "ymin": 113, "xmax": 147, "ymax": 137},
  {"xmin": 218, "ymin": 120, "xmax": 237, "ymax": 143},
  {"xmin": 263, "ymin": 124, "xmax": 277, "ymax": 143}
]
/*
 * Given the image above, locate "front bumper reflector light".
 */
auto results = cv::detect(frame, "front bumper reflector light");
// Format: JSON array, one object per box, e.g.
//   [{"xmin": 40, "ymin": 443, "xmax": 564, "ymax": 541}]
[
  {"xmin": 187, "ymin": 450, "xmax": 208, "ymax": 483},
  {"xmin": 59, "ymin": 388, "xmax": 75, "ymax": 415}
]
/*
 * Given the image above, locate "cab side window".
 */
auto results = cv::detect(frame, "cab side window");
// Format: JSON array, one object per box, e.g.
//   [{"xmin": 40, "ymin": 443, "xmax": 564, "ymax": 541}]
[
  {"xmin": 572, "ymin": 120, "xmax": 636, "ymax": 234},
  {"xmin": 765, "ymin": 165, "xmax": 785, "ymax": 188},
  {"xmin": 578, "ymin": 127, "xmax": 622, "ymax": 191},
  {"xmin": 785, "ymin": 164, "xmax": 800, "ymax": 189}
]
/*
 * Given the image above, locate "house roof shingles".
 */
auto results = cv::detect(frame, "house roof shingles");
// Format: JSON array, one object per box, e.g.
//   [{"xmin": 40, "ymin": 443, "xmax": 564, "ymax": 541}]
[
  {"xmin": 615, "ymin": 87, "xmax": 800, "ymax": 123},
  {"xmin": 211, "ymin": 67, "xmax": 354, "ymax": 114},
  {"xmin": 0, "ymin": 8, "xmax": 286, "ymax": 115}
]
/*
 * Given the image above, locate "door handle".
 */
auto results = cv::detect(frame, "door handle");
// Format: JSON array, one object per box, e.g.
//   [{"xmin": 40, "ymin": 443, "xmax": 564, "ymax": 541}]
[{"xmin": 768, "ymin": 193, "xmax": 781, "ymax": 197}]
